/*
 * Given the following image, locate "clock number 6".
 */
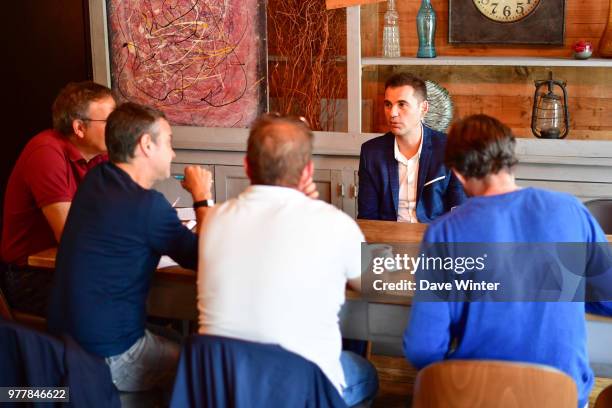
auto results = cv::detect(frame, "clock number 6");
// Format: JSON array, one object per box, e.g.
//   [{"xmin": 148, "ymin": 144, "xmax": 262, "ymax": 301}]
[{"xmin": 503, "ymin": 5, "xmax": 511, "ymax": 16}]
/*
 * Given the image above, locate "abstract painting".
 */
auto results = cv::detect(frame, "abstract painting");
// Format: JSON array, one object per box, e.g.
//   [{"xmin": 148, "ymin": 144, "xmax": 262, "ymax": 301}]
[{"xmin": 106, "ymin": 0, "xmax": 267, "ymax": 127}]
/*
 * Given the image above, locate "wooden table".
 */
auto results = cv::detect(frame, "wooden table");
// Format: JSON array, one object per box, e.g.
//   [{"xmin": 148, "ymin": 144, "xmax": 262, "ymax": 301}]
[
  {"xmin": 27, "ymin": 220, "xmax": 428, "ymax": 268},
  {"xmin": 28, "ymin": 220, "xmax": 426, "ymax": 315},
  {"xmin": 27, "ymin": 222, "xmax": 612, "ymax": 317},
  {"xmin": 27, "ymin": 220, "xmax": 612, "ymax": 356}
]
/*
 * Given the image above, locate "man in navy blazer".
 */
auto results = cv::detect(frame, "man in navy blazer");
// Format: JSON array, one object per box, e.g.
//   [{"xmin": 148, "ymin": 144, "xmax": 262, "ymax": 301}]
[{"xmin": 358, "ymin": 73, "xmax": 466, "ymax": 222}]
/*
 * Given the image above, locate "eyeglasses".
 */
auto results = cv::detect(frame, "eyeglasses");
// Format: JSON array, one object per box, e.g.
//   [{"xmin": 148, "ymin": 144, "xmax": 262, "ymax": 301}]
[{"xmin": 80, "ymin": 118, "xmax": 107, "ymax": 123}]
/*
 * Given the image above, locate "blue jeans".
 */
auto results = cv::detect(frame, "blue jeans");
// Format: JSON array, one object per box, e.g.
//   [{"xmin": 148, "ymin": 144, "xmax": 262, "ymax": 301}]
[
  {"xmin": 341, "ymin": 351, "xmax": 379, "ymax": 407},
  {"xmin": 105, "ymin": 328, "xmax": 180, "ymax": 392}
]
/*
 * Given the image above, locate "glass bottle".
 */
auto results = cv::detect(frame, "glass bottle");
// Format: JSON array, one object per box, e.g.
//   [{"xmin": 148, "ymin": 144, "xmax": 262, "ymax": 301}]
[
  {"xmin": 417, "ymin": 0, "xmax": 436, "ymax": 58},
  {"xmin": 383, "ymin": 0, "xmax": 400, "ymax": 58}
]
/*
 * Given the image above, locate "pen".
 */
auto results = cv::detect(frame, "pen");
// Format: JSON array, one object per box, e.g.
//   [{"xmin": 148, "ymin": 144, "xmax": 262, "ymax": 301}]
[{"xmin": 173, "ymin": 175, "xmax": 185, "ymax": 181}]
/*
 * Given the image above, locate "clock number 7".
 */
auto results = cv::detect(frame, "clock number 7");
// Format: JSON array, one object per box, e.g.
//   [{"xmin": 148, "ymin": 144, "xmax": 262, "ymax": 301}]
[
  {"xmin": 516, "ymin": 2, "xmax": 524, "ymax": 14},
  {"xmin": 491, "ymin": 3, "xmax": 498, "ymax": 14}
]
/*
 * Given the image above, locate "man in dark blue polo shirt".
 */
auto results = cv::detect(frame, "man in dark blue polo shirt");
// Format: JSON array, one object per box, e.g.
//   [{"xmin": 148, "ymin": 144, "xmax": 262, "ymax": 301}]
[{"xmin": 47, "ymin": 102, "xmax": 213, "ymax": 392}]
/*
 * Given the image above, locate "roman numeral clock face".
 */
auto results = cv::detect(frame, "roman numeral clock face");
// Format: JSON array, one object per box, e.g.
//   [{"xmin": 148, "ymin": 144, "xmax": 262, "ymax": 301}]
[{"xmin": 473, "ymin": 0, "xmax": 541, "ymax": 23}]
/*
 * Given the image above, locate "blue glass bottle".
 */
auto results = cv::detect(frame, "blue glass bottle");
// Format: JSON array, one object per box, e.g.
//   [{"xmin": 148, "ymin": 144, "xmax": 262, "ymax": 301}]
[{"xmin": 417, "ymin": 0, "xmax": 436, "ymax": 58}]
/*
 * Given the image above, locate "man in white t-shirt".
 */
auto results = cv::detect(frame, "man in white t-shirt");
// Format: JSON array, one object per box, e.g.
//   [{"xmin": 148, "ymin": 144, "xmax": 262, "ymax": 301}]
[{"xmin": 197, "ymin": 114, "xmax": 378, "ymax": 406}]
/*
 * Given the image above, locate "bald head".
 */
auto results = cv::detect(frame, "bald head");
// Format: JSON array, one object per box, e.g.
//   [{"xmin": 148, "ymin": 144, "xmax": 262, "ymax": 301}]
[{"xmin": 246, "ymin": 115, "xmax": 314, "ymax": 187}]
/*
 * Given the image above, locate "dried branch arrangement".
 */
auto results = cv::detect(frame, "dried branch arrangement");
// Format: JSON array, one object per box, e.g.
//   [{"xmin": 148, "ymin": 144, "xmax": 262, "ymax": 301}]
[{"xmin": 267, "ymin": 0, "xmax": 347, "ymax": 131}]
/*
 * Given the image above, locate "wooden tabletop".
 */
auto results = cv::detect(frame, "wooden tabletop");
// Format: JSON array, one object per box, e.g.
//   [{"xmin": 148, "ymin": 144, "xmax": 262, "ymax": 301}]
[
  {"xmin": 27, "ymin": 247, "xmax": 196, "ymax": 281},
  {"xmin": 357, "ymin": 219, "xmax": 427, "ymax": 243},
  {"xmin": 27, "ymin": 247, "xmax": 57, "ymax": 269},
  {"xmin": 27, "ymin": 221, "xmax": 612, "ymax": 269},
  {"xmin": 27, "ymin": 221, "xmax": 429, "ymax": 269},
  {"xmin": 26, "ymin": 220, "xmax": 612, "ymax": 322}
]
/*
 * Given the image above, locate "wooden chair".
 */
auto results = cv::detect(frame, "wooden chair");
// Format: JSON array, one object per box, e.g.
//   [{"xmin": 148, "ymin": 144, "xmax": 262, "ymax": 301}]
[
  {"xmin": 595, "ymin": 384, "xmax": 612, "ymax": 408},
  {"xmin": 585, "ymin": 199, "xmax": 612, "ymax": 234},
  {"xmin": 412, "ymin": 360, "xmax": 577, "ymax": 408}
]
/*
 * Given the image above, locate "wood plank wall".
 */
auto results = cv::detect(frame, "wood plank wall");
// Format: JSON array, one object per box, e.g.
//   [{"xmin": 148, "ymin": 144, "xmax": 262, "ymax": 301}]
[{"xmin": 361, "ymin": 0, "xmax": 612, "ymax": 140}]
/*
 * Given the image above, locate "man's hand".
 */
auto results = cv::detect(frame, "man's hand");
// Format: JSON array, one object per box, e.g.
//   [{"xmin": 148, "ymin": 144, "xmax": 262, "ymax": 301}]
[
  {"xmin": 181, "ymin": 166, "xmax": 213, "ymax": 234},
  {"xmin": 181, "ymin": 166, "xmax": 213, "ymax": 202},
  {"xmin": 298, "ymin": 176, "xmax": 319, "ymax": 199}
]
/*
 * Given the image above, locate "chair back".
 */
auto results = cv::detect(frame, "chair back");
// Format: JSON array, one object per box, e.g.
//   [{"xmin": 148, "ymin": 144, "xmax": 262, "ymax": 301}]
[
  {"xmin": 0, "ymin": 319, "xmax": 120, "ymax": 407},
  {"xmin": 585, "ymin": 199, "xmax": 612, "ymax": 234},
  {"xmin": 412, "ymin": 360, "xmax": 577, "ymax": 408},
  {"xmin": 595, "ymin": 384, "xmax": 612, "ymax": 408},
  {"xmin": 170, "ymin": 334, "xmax": 347, "ymax": 408}
]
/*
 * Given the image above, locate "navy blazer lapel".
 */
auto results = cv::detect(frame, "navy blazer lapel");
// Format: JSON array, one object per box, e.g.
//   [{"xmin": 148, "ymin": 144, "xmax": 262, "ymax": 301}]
[
  {"xmin": 385, "ymin": 133, "xmax": 399, "ymax": 214},
  {"xmin": 416, "ymin": 126, "xmax": 433, "ymax": 205}
]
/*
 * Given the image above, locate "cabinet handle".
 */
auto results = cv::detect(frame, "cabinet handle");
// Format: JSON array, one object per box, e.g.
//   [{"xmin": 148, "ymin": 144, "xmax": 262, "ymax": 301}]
[
  {"xmin": 351, "ymin": 184, "xmax": 358, "ymax": 198},
  {"xmin": 338, "ymin": 183, "xmax": 346, "ymax": 197}
]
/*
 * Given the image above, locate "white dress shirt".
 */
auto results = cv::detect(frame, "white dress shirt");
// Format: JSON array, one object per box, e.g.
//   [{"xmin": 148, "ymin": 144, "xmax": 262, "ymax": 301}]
[{"xmin": 395, "ymin": 131, "xmax": 423, "ymax": 223}]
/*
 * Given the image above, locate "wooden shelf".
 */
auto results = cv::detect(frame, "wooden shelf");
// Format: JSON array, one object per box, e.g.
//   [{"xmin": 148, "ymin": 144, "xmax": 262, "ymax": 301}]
[{"xmin": 361, "ymin": 56, "xmax": 612, "ymax": 67}]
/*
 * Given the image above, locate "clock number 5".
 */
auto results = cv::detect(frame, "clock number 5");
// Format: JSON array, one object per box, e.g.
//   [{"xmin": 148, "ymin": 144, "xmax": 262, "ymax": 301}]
[{"xmin": 516, "ymin": 3, "xmax": 524, "ymax": 14}]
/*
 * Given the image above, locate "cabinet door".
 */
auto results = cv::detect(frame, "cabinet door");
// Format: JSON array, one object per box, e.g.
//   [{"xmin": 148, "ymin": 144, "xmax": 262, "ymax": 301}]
[
  {"xmin": 214, "ymin": 165, "xmax": 343, "ymax": 209},
  {"xmin": 340, "ymin": 170, "xmax": 359, "ymax": 219},
  {"xmin": 153, "ymin": 163, "xmax": 214, "ymax": 206}
]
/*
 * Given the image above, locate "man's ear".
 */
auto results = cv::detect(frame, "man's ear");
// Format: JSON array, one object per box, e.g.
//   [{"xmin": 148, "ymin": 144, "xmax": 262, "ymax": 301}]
[
  {"xmin": 138, "ymin": 133, "xmax": 153, "ymax": 157},
  {"xmin": 243, "ymin": 156, "xmax": 253, "ymax": 182},
  {"xmin": 420, "ymin": 99, "xmax": 429, "ymax": 117},
  {"xmin": 72, "ymin": 119, "xmax": 86, "ymax": 140},
  {"xmin": 452, "ymin": 168, "xmax": 467, "ymax": 187},
  {"xmin": 299, "ymin": 160, "xmax": 314, "ymax": 185}
]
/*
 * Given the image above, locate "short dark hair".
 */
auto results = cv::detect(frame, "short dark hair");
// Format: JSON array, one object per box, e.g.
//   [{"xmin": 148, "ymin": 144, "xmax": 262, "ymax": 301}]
[
  {"xmin": 105, "ymin": 102, "xmax": 167, "ymax": 164},
  {"xmin": 384, "ymin": 73, "xmax": 427, "ymax": 102},
  {"xmin": 445, "ymin": 114, "xmax": 518, "ymax": 179},
  {"xmin": 247, "ymin": 114, "xmax": 314, "ymax": 187},
  {"xmin": 52, "ymin": 81, "xmax": 114, "ymax": 136}
]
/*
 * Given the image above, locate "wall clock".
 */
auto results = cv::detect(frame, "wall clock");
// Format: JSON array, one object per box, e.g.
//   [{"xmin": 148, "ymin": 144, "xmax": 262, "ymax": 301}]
[{"xmin": 449, "ymin": 0, "xmax": 566, "ymax": 45}]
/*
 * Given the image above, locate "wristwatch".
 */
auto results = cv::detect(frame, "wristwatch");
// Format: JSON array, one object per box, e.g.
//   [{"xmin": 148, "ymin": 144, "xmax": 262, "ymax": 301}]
[{"xmin": 193, "ymin": 199, "xmax": 215, "ymax": 209}]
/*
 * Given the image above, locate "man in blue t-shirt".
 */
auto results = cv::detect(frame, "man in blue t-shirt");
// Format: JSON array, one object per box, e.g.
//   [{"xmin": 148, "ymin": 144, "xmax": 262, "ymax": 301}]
[
  {"xmin": 47, "ymin": 103, "xmax": 214, "ymax": 392},
  {"xmin": 403, "ymin": 114, "xmax": 612, "ymax": 408}
]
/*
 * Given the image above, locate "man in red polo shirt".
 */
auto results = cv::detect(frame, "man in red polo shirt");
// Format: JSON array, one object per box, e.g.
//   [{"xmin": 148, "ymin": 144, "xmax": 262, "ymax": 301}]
[{"xmin": 1, "ymin": 81, "xmax": 116, "ymax": 315}]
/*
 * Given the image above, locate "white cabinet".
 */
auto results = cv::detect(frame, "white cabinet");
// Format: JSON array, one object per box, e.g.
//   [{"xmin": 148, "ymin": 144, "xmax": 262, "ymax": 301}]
[{"xmin": 213, "ymin": 165, "xmax": 345, "ymax": 209}]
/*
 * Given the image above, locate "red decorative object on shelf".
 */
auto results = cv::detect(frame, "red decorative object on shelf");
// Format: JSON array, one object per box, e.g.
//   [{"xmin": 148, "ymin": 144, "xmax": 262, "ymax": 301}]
[{"xmin": 573, "ymin": 41, "xmax": 593, "ymax": 59}]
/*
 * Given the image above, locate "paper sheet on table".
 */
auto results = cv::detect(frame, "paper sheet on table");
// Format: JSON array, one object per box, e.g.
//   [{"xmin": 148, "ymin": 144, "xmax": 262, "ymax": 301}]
[
  {"xmin": 175, "ymin": 207, "xmax": 195, "ymax": 221},
  {"xmin": 158, "ymin": 256, "xmax": 178, "ymax": 269},
  {"xmin": 184, "ymin": 220, "xmax": 197, "ymax": 231}
]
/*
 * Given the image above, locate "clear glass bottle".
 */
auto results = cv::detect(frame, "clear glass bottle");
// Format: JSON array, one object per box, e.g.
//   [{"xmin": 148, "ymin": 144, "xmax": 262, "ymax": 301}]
[{"xmin": 383, "ymin": 0, "xmax": 400, "ymax": 58}]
